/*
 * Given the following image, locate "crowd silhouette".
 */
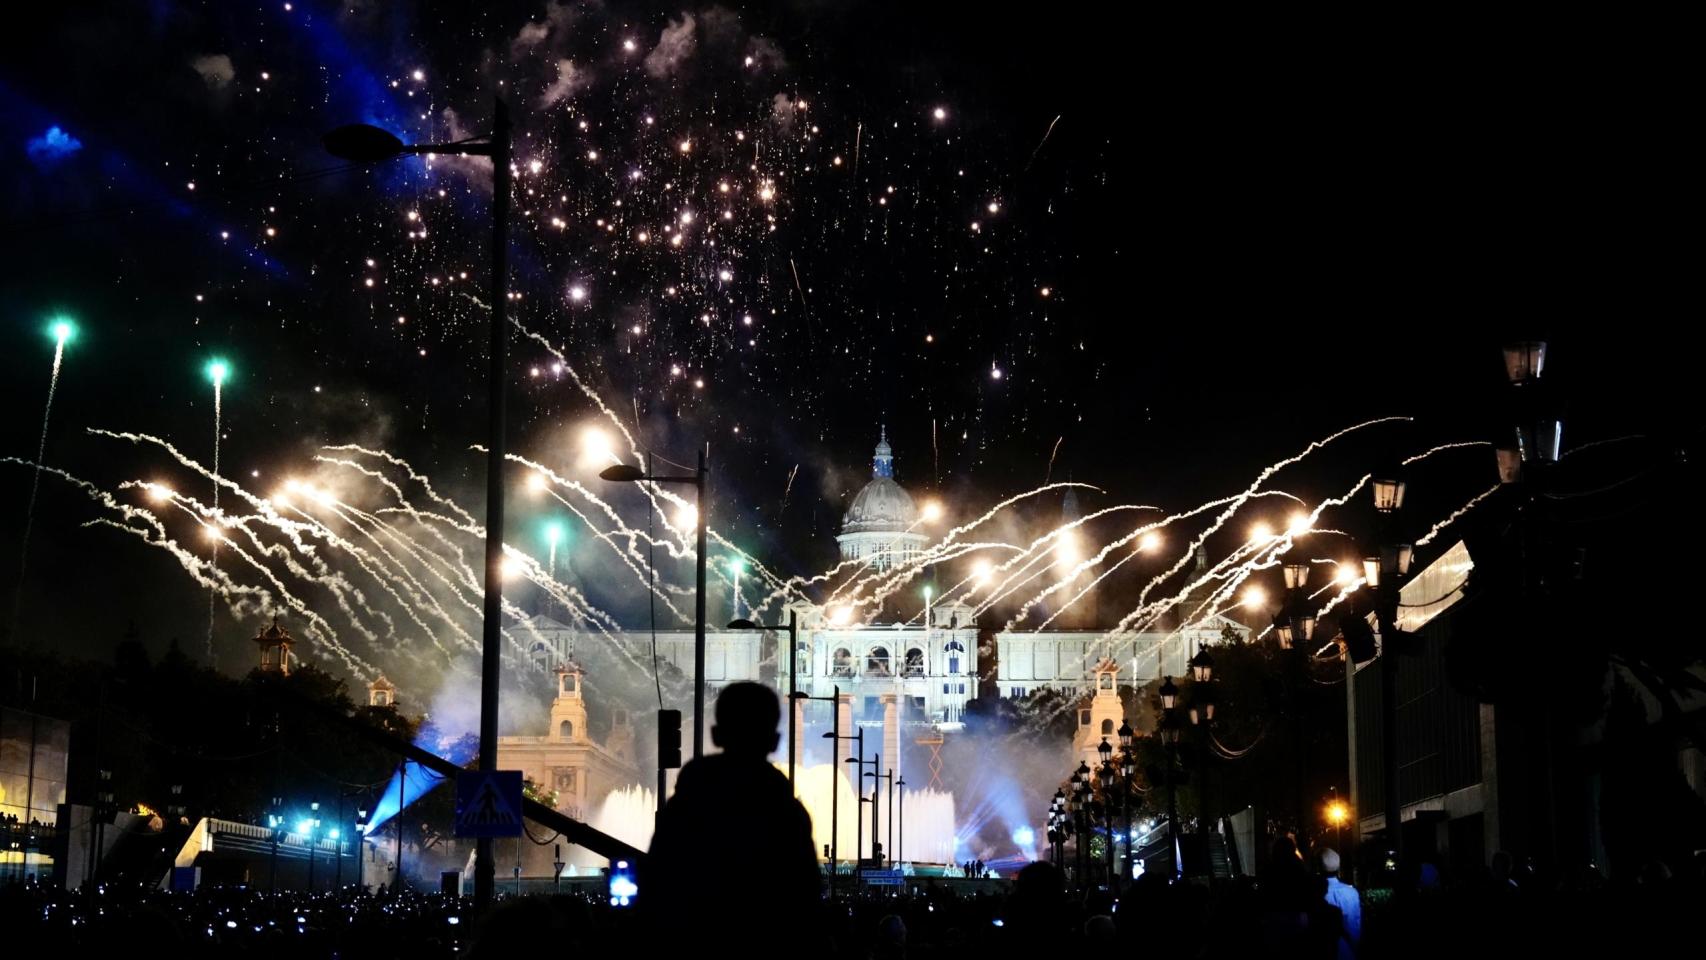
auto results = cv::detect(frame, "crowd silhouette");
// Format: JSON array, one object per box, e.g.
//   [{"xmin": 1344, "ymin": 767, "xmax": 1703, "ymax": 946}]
[{"xmin": 4, "ymin": 683, "xmax": 1701, "ymax": 957}]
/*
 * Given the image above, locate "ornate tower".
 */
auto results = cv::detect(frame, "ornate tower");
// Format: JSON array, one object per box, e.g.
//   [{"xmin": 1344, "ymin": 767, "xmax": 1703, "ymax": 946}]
[
  {"xmin": 253, "ymin": 617, "xmax": 295, "ymax": 675},
  {"xmin": 368, "ymin": 675, "xmax": 396, "ymax": 708},
  {"xmin": 551, "ymin": 662, "xmax": 589, "ymax": 742},
  {"xmin": 1076, "ymin": 658, "xmax": 1124, "ymax": 766}
]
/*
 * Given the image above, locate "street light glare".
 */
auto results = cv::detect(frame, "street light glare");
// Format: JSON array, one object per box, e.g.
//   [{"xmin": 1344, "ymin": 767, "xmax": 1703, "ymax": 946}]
[{"xmin": 581, "ymin": 426, "xmax": 615, "ymax": 465}]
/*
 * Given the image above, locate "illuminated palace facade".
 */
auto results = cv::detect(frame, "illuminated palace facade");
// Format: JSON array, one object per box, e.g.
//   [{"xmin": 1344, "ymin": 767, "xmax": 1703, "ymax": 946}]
[{"xmin": 522, "ymin": 433, "xmax": 1249, "ymax": 774}]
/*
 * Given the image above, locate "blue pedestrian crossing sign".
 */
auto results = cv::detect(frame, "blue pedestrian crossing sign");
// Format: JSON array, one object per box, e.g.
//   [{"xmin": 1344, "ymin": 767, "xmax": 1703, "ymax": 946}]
[{"xmin": 454, "ymin": 770, "xmax": 524, "ymax": 838}]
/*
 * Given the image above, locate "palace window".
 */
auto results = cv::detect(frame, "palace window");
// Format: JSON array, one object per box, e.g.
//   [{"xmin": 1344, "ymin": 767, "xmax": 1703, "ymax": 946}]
[
  {"xmin": 866, "ymin": 647, "xmax": 892, "ymax": 678},
  {"xmin": 903, "ymin": 648, "xmax": 925, "ymax": 677},
  {"xmin": 559, "ymin": 719, "xmax": 574, "ymax": 739},
  {"xmin": 832, "ymin": 648, "xmax": 855, "ymax": 678}
]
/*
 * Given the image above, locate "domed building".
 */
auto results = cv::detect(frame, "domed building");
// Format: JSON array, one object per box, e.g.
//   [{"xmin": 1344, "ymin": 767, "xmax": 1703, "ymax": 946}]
[{"xmin": 835, "ymin": 428, "xmax": 927, "ymax": 571}]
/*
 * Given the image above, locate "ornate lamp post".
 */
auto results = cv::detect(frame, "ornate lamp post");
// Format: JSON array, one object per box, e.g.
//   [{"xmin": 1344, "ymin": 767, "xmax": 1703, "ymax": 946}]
[
  {"xmin": 1117, "ymin": 719, "xmax": 1135, "ymax": 879},
  {"xmin": 1367, "ymin": 470, "xmax": 1412, "ymax": 874},
  {"xmin": 1074, "ymin": 760, "xmax": 1093, "ymax": 887},
  {"xmin": 1159, "ymin": 676, "xmax": 1182, "ymax": 878},
  {"xmin": 1097, "ymin": 737, "xmax": 1116, "ymax": 888}
]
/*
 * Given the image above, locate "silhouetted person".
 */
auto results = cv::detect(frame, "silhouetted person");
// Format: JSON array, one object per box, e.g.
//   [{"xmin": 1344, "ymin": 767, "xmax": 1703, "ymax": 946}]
[
  {"xmin": 1003, "ymin": 860, "xmax": 1069, "ymax": 948},
  {"xmin": 1317, "ymin": 847, "xmax": 1360, "ymax": 960},
  {"xmin": 643, "ymin": 682, "xmax": 817, "ymax": 948}
]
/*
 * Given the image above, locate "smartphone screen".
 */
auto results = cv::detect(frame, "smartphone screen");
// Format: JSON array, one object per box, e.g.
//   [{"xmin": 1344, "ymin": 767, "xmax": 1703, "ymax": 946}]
[{"xmin": 609, "ymin": 859, "xmax": 638, "ymax": 907}]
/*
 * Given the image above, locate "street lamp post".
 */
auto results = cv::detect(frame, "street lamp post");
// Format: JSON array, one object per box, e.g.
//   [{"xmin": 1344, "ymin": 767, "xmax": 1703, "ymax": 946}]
[
  {"xmin": 1044, "ymin": 787, "xmax": 1057, "ymax": 873},
  {"xmin": 827, "ymin": 724, "xmax": 865, "ymax": 883},
  {"xmin": 1074, "ymin": 761, "xmax": 1092, "ymax": 887},
  {"xmin": 325, "ymin": 100, "xmax": 513, "ymax": 911},
  {"xmin": 729, "ymin": 610, "xmax": 799, "ymax": 786},
  {"xmin": 1117, "ymin": 719, "xmax": 1134, "ymax": 880},
  {"xmin": 1159, "ymin": 676, "xmax": 1182, "ymax": 878},
  {"xmin": 267, "ymin": 795, "xmax": 282, "ymax": 894},
  {"xmin": 873, "ymin": 767, "xmax": 895, "ymax": 868},
  {"xmin": 803, "ymin": 687, "xmax": 843, "ymax": 896},
  {"xmin": 896, "ymin": 774, "xmax": 906, "ymax": 869},
  {"xmin": 1368, "ymin": 472, "xmax": 1411, "ymax": 875},
  {"xmin": 600, "ymin": 452, "xmax": 709, "ymax": 760},
  {"xmin": 859, "ymin": 751, "xmax": 884, "ymax": 865},
  {"xmin": 1097, "ymin": 738, "xmax": 1115, "ymax": 888}
]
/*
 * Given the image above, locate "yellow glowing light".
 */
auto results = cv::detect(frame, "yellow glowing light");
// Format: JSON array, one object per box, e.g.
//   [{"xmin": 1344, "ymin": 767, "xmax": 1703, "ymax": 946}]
[
  {"xmin": 1326, "ymin": 801, "xmax": 1350, "ymax": 826},
  {"xmin": 1248, "ymin": 521, "xmax": 1274, "ymax": 543},
  {"xmin": 581, "ymin": 427, "xmax": 614, "ymax": 466},
  {"xmin": 674, "ymin": 502, "xmax": 698, "ymax": 529},
  {"xmin": 1054, "ymin": 531, "xmax": 1083, "ymax": 569},
  {"xmin": 145, "ymin": 483, "xmax": 175, "ymax": 504},
  {"xmin": 830, "ymin": 606, "xmax": 853, "ymax": 626},
  {"xmin": 1241, "ymin": 585, "xmax": 1268, "ymax": 609},
  {"xmin": 1334, "ymin": 563, "xmax": 1357, "ymax": 584},
  {"xmin": 972, "ymin": 558, "xmax": 994, "ymax": 584},
  {"xmin": 1287, "ymin": 512, "xmax": 1312, "ymax": 535},
  {"xmin": 920, "ymin": 500, "xmax": 945, "ymax": 523},
  {"xmin": 271, "ymin": 489, "xmax": 292, "ymax": 508},
  {"xmin": 526, "ymin": 472, "xmax": 549, "ymax": 493},
  {"xmin": 1138, "ymin": 531, "xmax": 1162, "ymax": 553},
  {"xmin": 500, "ymin": 556, "xmax": 523, "ymax": 580}
]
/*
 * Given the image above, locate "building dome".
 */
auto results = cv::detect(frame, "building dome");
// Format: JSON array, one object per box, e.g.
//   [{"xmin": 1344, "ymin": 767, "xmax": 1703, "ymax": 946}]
[
  {"xmin": 836, "ymin": 428, "xmax": 927, "ymax": 570},
  {"xmin": 843, "ymin": 476, "xmax": 919, "ymax": 534}
]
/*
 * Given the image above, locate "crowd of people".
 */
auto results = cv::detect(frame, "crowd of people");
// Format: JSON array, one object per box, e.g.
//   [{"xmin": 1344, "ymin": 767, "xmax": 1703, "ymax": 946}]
[{"xmin": 6, "ymin": 683, "xmax": 1703, "ymax": 957}]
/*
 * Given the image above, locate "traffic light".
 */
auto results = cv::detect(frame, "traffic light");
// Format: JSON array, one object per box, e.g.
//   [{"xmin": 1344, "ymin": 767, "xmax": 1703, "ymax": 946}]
[{"xmin": 658, "ymin": 709, "xmax": 682, "ymax": 769}]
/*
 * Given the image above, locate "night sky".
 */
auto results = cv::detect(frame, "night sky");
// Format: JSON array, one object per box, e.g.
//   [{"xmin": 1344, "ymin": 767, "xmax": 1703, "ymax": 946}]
[{"xmin": 0, "ymin": 3, "xmax": 1684, "ymax": 677}]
